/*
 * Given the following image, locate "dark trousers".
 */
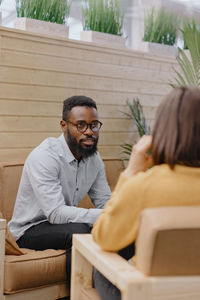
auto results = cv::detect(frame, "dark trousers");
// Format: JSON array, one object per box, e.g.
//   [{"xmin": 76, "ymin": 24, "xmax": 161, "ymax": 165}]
[
  {"xmin": 17, "ymin": 221, "xmax": 134, "ymax": 300},
  {"xmin": 93, "ymin": 242, "xmax": 135, "ymax": 300},
  {"xmin": 17, "ymin": 221, "xmax": 91, "ymax": 284}
]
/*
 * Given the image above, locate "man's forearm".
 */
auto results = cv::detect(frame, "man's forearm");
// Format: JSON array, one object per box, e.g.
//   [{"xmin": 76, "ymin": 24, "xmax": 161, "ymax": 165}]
[{"xmin": 48, "ymin": 205, "xmax": 102, "ymax": 225}]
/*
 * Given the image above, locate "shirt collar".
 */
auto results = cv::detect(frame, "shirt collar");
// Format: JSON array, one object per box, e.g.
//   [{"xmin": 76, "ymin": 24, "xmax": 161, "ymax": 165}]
[{"xmin": 58, "ymin": 134, "xmax": 76, "ymax": 163}]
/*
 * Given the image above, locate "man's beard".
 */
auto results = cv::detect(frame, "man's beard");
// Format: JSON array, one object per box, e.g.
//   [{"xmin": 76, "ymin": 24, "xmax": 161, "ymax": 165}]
[{"xmin": 67, "ymin": 128, "xmax": 98, "ymax": 159}]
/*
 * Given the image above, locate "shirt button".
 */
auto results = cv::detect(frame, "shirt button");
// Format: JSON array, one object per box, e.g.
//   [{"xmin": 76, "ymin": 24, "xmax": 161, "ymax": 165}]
[{"xmin": 76, "ymin": 187, "xmax": 79, "ymax": 191}]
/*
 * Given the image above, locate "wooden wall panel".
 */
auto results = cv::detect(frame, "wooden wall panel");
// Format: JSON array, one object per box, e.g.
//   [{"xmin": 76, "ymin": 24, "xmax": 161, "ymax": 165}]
[
  {"xmin": 0, "ymin": 83, "xmax": 164, "ymax": 106},
  {"xmin": 0, "ymin": 66, "xmax": 171, "ymax": 95},
  {"xmin": 1, "ymin": 49, "xmax": 174, "ymax": 83},
  {"xmin": 0, "ymin": 27, "xmax": 177, "ymax": 162}
]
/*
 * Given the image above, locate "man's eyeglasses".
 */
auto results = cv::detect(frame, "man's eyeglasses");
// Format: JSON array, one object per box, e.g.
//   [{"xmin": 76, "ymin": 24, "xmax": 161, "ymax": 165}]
[{"xmin": 66, "ymin": 120, "xmax": 103, "ymax": 133}]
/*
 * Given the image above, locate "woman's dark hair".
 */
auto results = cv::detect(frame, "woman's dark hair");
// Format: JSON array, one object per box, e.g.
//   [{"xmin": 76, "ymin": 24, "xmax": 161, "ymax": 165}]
[
  {"xmin": 152, "ymin": 86, "xmax": 200, "ymax": 168},
  {"xmin": 62, "ymin": 95, "xmax": 97, "ymax": 121}
]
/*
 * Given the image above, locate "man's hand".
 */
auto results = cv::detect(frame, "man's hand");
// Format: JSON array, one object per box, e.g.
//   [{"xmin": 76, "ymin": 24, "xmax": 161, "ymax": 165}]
[{"xmin": 124, "ymin": 135, "xmax": 153, "ymax": 178}]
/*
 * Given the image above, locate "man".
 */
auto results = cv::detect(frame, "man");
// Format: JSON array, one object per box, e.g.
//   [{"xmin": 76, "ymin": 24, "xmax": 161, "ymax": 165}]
[{"xmin": 8, "ymin": 95, "xmax": 111, "ymax": 288}]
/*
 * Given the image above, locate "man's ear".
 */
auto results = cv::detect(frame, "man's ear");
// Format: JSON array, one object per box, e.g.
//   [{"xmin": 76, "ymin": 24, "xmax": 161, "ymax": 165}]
[{"xmin": 60, "ymin": 120, "xmax": 67, "ymax": 132}]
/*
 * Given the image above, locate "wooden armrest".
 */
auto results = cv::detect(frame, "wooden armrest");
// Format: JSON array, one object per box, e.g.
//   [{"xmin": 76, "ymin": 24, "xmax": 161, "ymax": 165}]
[{"xmin": 72, "ymin": 234, "xmax": 146, "ymax": 291}]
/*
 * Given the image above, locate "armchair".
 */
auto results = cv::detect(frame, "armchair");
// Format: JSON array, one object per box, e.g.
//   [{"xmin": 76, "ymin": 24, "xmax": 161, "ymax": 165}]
[{"xmin": 71, "ymin": 206, "xmax": 200, "ymax": 300}]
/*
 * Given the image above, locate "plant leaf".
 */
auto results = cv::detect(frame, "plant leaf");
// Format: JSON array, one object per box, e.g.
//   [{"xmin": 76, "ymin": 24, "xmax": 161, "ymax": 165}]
[{"xmin": 173, "ymin": 22, "xmax": 200, "ymax": 87}]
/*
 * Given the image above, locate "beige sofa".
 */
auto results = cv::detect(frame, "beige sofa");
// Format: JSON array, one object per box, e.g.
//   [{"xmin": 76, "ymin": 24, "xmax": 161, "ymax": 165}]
[
  {"xmin": 71, "ymin": 206, "xmax": 200, "ymax": 300},
  {"xmin": 0, "ymin": 158, "xmax": 124, "ymax": 300}
]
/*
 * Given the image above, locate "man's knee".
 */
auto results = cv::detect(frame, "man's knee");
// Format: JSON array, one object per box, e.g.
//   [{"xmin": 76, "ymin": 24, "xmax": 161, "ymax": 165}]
[
  {"xmin": 64, "ymin": 222, "xmax": 91, "ymax": 250},
  {"xmin": 68, "ymin": 222, "xmax": 91, "ymax": 234}
]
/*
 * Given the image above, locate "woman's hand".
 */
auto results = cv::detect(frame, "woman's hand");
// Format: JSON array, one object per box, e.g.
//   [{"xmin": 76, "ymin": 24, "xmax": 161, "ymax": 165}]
[{"xmin": 124, "ymin": 135, "xmax": 153, "ymax": 178}]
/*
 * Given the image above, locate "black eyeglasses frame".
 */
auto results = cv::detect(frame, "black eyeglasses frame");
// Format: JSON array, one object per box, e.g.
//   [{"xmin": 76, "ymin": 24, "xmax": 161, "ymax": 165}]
[{"xmin": 65, "ymin": 120, "xmax": 103, "ymax": 133}]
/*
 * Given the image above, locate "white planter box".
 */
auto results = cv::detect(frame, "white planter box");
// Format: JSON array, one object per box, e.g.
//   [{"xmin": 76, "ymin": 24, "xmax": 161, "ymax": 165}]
[
  {"xmin": 139, "ymin": 41, "xmax": 178, "ymax": 57},
  {"xmin": 81, "ymin": 30, "xmax": 126, "ymax": 48},
  {"xmin": 14, "ymin": 17, "xmax": 69, "ymax": 39}
]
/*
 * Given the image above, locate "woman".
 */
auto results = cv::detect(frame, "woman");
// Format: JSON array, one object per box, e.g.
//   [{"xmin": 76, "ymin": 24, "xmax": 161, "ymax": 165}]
[{"xmin": 92, "ymin": 86, "xmax": 200, "ymax": 300}]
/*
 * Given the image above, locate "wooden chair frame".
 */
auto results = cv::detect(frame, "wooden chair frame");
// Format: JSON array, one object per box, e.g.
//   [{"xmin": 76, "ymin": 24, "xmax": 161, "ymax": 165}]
[{"xmin": 71, "ymin": 234, "xmax": 200, "ymax": 300}]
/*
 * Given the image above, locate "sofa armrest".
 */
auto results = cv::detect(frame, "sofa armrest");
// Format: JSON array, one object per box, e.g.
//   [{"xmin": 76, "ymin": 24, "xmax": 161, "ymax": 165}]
[
  {"xmin": 0, "ymin": 218, "xmax": 6, "ymax": 298},
  {"xmin": 0, "ymin": 219, "xmax": 6, "ymax": 231},
  {"xmin": 71, "ymin": 234, "xmax": 147, "ymax": 300}
]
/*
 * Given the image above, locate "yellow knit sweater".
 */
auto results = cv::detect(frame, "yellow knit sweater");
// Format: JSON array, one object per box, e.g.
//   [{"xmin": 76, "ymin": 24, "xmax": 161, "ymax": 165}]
[{"xmin": 92, "ymin": 164, "xmax": 200, "ymax": 251}]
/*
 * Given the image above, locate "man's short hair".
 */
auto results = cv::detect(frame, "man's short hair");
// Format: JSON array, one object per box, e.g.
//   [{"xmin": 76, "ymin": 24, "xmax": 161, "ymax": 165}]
[{"xmin": 62, "ymin": 95, "xmax": 97, "ymax": 121}]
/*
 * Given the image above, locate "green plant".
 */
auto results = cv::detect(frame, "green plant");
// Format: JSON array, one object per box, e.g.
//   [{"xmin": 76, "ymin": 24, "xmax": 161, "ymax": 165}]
[
  {"xmin": 82, "ymin": 0, "xmax": 124, "ymax": 36},
  {"xmin": 172, "ymin": 21, "xmax": 200, "ymax": 87},
  {"xmin": 182, "ymin": 18, "xmax": 200, "ymax": 50},
  {"xmin": 144, "ymin": 7, "xmax": 179, "ymax": 45},
  {"xmin": 16, "ymin": 0, "xmax": 71, "ymax": 24},
  {"xmin": 121, "ymin": 98, "xmax": 151, "ymax": 159}
]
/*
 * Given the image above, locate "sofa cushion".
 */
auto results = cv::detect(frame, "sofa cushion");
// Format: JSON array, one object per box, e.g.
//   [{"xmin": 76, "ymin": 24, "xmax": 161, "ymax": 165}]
[
  {"xmin": 4, "ymin": 248, "xmax": 67, "ymax": 294},
  {"xmin": 0, "ymin": 162, "xmax": 24, "ymax": 221},
  {"xmin": 103, "ymin": 157, "xmax": 124, "ymax": 191}
]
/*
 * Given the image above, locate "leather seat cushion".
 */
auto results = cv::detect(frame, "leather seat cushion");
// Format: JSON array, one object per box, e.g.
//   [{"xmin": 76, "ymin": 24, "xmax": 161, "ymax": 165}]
[{"xmin": 4, "ymin": 248, "xmax": 67, "ymax": 294}]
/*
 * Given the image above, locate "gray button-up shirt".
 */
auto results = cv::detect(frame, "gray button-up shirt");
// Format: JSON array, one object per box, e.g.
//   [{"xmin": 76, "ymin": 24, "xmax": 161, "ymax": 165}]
[{"xmin": 8, "ymin": 134, "xmax": 111, "ymax": 240}]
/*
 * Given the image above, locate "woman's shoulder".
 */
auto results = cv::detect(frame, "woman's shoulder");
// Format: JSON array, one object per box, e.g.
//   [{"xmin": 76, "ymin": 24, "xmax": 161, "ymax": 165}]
[
  {"xmin": 127, "ymin": 164, "xmax": 169, "ymax": 183},
  {"xmin": 125, "ymin": 164, "xmax": 200, "ymax": 190}
]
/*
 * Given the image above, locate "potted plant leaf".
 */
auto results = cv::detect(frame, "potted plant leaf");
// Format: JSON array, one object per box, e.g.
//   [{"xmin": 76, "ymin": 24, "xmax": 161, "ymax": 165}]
[
  {"xmin": 14, "ymin": 0, "xmax": 72, "ymax": 38},
  {"xmin": 81, "ymin": 0, "xmax": 125, "ymax": 48},
  {"xmin": 172, "ymin": 20, "xmax": 200, "ymax": 87},
  {"xmin": 141, "ymin": 7, "xmax": 179, "ymax": 56},
  {"xmin": 121, "ymin": 98, "xmax": 151, "ymax": 160}
]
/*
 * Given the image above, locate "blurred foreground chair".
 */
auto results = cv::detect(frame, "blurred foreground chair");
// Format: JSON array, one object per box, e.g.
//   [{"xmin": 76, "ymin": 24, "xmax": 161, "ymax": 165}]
[
  {"xmin": 0, "ymin": 157, "xmax": 124, "ymax": 300},
  {"xmin": 71, "ymin": 206, "xmax": 200, "ymax": 300}
]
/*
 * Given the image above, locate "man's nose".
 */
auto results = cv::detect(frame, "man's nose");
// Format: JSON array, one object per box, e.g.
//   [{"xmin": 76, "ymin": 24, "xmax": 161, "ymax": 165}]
[{"xmin": 84, "ymin": 126, "xmax": 93, "ymax": 135}]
